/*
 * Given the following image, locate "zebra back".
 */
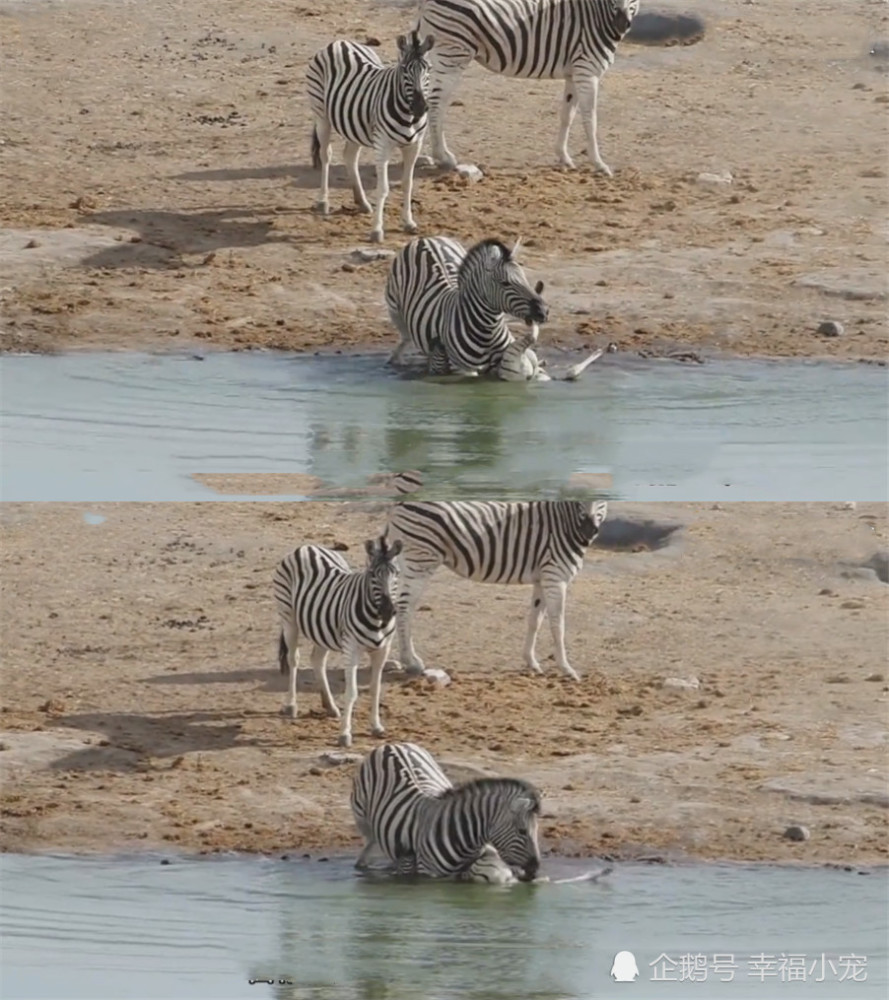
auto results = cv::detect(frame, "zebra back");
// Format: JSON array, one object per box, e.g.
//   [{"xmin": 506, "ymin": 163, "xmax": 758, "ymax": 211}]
[
  {"xmin": 386, "ymin": 499, "xmax": 607, "ymax": 585},
  {"xmin": 417, "ymin": 0, "xmax": 638, "ymax": 79}
]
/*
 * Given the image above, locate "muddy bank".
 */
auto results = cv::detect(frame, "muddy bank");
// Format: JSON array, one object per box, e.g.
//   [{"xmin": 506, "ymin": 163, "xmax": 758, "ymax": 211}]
[
  {"xmin": 0, "ymin": 0, "xmax": 887, "ymax": 360},
  {"xmin": 1, "ymin": 501, "xmax": 887, "ymax": 863}
]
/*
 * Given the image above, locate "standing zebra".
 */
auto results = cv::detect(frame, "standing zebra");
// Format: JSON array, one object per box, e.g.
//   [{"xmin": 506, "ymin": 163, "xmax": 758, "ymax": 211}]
[
  {"xmin": 306, "ymin": 32, "xmax": 434, "ymax": 244},
  {"xmin": 385, "ymin": 235, "xmax": 548, "ymax": 377},
  {"xmin": 416, "ymin": 0, "xmax": 639, "ymax": 174},
  {"xmin": 384, "ymin": 499, "xmax": 608, "ymax": 679},
  {"xmin": 273, "ymin": 536, "xmax": 403, "ymax": 747},
  {"xmin": 351, "ymin": 742, "xmax": 541, "ymax": 881}
]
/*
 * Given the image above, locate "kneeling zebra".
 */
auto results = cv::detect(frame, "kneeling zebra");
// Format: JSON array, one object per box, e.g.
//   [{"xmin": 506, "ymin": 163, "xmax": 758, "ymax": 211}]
[
  {"xmin": 273, "ymin": 536, "xmax": 402, "ymax": 747},
  {"xmin": 384, "ymin": 499, "xmax": 608, "ymax": 679},
  {"xmin": 351, "ymin": 742, "xmax": 541, "ymax": 882}
]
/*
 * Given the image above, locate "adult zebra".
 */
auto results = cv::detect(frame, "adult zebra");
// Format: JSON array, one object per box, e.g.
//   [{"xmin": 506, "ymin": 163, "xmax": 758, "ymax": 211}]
[
  {"xmin": 385, "ymin": 235, "xmax": 548, "ymax": 377},
  {"xmin": 351, "ymin": 741, "xmax": 541, "ymax": 882},
  {"xmin": 416, "ymin": 0, "xmax": 639, "ymax": 174},
  {"xmin": 384, "ymin": 499, "xmax": 608, "ymax": 679},
  {"xmin": 306, "ymin": 32, "xmax": 434, "ymax": 244},
  {"xmin": 273, "ymin": 536, "xmax": 402, "ymax": 747}
]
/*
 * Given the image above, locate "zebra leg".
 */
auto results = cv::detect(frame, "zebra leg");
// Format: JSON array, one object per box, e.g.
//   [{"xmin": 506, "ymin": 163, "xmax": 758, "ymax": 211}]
[
  {"xmin": 399, "ymin": 139, "xmax": 422, "ymax": 235},
  {"xmin": 522, "ymin": 583, "xmax": 546, "ymax": 675},
  {"xmin": 427, "ymin": 53, "xmax": 472, "ymax": 170},
  {"xmin": 310, "ymin": 644, "xmax": 339, "ymax": 719},
  {"xmin": 542, "ymin": 578, "xmax": 580, "ymax": 680},
  {"xmin": 386, "ymin": 306, "xmax": 412, "ymax": 366},
  {"xmin": 281, "ymin": 621, "xmax": 300, "ymax": 719},
  {"xmin": 343, "ymin": 140, "xmax": 372, "ymax": 214},
  {"xmin": 367, "ymin": 645, "xmax": 388, "ymax": 737},
  {"xmin": 338, "ymin": 642, "xmax": 361, "ymax": 747},
  {"xmin": 557, "ymin": 77, "xmax": 579, "ymax": 169},
  {"xmin": 393, "ymin": 561, "xmax": 438, "ymax": 674},
  {"xmin": 370, "ymin": 138, "xmax": 395, "ymax": 244},
  {"xmin": 354, "ymin": 815, "xmax": 377, "ymax": 869},
  {"xmin": 314, "ymin": 117, "xmax": 333, "ymax": 215},
  {"xmin": 575, "ymin": 73, "xmax": 613, "ymax": 177}
]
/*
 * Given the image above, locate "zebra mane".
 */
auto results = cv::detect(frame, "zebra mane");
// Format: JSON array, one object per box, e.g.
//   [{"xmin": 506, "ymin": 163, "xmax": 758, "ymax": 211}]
[
  {"xmin": 458, "ymin": 238, "xmax": 514, "ymax": 277},
  {"xmin": 438, "ymin": 776, "xmax": 541, "ymax": 810}
]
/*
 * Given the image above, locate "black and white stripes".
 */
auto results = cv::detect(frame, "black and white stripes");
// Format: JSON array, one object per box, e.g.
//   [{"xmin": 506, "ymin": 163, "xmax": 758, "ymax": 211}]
[
  {"xmin": 385, "ymin": 235, "xmax": 548, "ymax": 376},
  {"xmin": 416, "ymin": 0, "xmax": 639, "ymax": 173},
  {"xmin": 273, "ymin": 536, "xmax": 402, "ymax": 747},
  {"xmin": 351, "ymin": 742, "xmax": 541, "ymax": 881},
  {"xmin": 306, "ymin": 32, "xmax": 434, "ymax": 243},
  {"xmin": 384, "ymin": 499, "xmax": 608, "ymax": 679}
]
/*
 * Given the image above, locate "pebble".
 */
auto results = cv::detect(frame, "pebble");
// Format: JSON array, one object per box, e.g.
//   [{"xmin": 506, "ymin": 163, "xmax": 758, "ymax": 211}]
[
  {"xmin": 865, "ymin": 673, "xmax": 885, "ymax": 683},
  {"xmin": 24, "ymin": 238, "xmax": 40, "ymax": 249},
  {"xmin": 783, "ymin": 825, "xmax": 810, "ymax": 842},
  {"xmin": 349, "ymin": 247, "xmax": 395, "ymax": 264},
  {"xmin": 696, "ymin": 170, "xmax": 733, "ymax": 187},
  {"xmin": 662, "ymin": 676, "xmax": 700, "ymax": 690},
  {"xmin": 320, "ymin": 751, "xmax": 362, "ymax": 765},
  {"xmin": 817, "ymin": 320, "xmax": 844, "ymax": 337},
  {"xmin": 422, "ymin": 668, "xmax": 452, "ymax": 687}
]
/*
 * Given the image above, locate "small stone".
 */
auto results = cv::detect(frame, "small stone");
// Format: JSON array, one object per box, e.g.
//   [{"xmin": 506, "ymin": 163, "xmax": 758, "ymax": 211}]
[
  {"xmin": 865, "ymin": 673, "xmax": 885, "ymax": 682},
  {"xmin": 696, "ymin": 170, "xmax": 733, "ymax": 187},
  {"xmin": 839, "ymin": 501, "xmax": 856, "ymax": 510},
  {"xmin": 349, "ymin": 247, "xmax": 395, "ymax": 264},
  {"xmin": 365, "ymin": 36, "xmax": 381, "ymax": 47},
  {"xmin": 24, "ymin": 238, "xmax": 40, "ymax": 249},
  {"xmin": 817, "ymin": 320, "xmax": 844, "ymax": 337},
  {"xmin": 320, "ymin": 751, "xmax": 362, "ymax": 765},
  {"xmin": 308, "ymin": 766, "xmax": 322, "ymax": 776},
  {"xmin": 818, "ymin": 588, "xmax": 836, "ymax": 596},
  {"xmin": 341, "ymin": 263, "xmax": 356, "ymax": 273},
  {"xmin": 456, "ymin": 163, "xmax": 484, "ymax": 183},
  {"xmin": 662, "ymin": 676, "xmax": 700, "ymax": 690},
  {"xmin": 160, "ymin": 858, "xmax": 172, "ymax": 865},
  {"xmin": 783, "ymin": 825, "xmax": 810, "ymax": 842},
  {"xmin": 423, "ymin": 668, "xmax": 451, "ymax": 687},
  {"xmin": 840, "ymin": 600, "xmax": 865, "ymax": 610}
]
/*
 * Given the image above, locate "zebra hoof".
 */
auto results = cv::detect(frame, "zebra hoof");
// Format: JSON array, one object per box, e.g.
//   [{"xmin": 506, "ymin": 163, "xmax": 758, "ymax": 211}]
[
  {"xmin": 417, "ymin": 154, "xmax": 435, "ymax": 168},
  {"xmin": 314, "ymin": 201, "xmax": 330, "ymax": 216},
  {"xmin": 402, "ymin": 222, "xmax": 419, "ymax": 235},
  {"xmin": 369, "ymin": 230, "xmax": 384, "ymax": 245},
  {"xmin": 337, "ymin": 733, "xmax": 353, "ymax": 748},
  {"xmin": 281, "ymin": 704, "xmax": 297, "ymax": 719},
  {"xmin": 371, "ymin": 726, "xmax": 385, "ymax": 738},
  {"xmin": 593, "ymin": 162, "xmax": 614, "ymax": 178}
]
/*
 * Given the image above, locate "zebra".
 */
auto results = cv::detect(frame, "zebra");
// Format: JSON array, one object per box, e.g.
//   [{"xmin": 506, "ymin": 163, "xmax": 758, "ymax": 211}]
[
  {"xmin": 416, "ymin": 0, "xmax": 639, "ymax": 175},
  {"xmin": 273, "ymin": 535, "xmax": 403, "ymax": 747},
  {"xmin": 384, "ymin": 499, "xmax": 608, "ymax": 679},
  {"xmin": 385, "ymin": 235, "xmax": 548, "ymax": 377},
  {"xmin": 351, "ymin": 742, "xmax": 541, "ymax": 881},
  {"xmin": 306, "ymin": 32, "xmax": 434, "ymax": 244}
]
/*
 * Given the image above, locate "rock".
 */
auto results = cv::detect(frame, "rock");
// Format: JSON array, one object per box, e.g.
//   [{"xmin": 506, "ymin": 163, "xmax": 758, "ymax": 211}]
[
  {"xmin": 422, "ymin": 668, "xmax": 452, "ymax": 687},
  {"xmin": 783, "ymin": 824, "xmax": 810, "ymax": 842},
  {"xmin": 662, "ymin": 676, "xmax": 700, "ymax": 690},
  {"xmin": 349, "ymin": 247, "xmax": 395, "ymax": 264},
  {"xmin": 320, "ymin": 751, "xmax": 362, "ymax": 765},
  {"xmin": 864, "ymin": 551, "xmax": 888, "ymax": 584},
  {"xmin": 817, "ymin": 320, "xmax": 844, "ymax": 337},
  {"xmin": 838, "ymin": 501, "xmax": 856, "ymax": 510},
  {"xmin": 456, "ymin": 163, "xmax": 484, "ymax": 183},
  {"xmin": 24, "ymin": 238, "xmax": 40, "ymax": 249},
  {"xmin": 696, "ymin": 171, "xmax": 733, "ymax": 187},
  {"xmin": 866, "ymin": 673, "xmax": 885, "ymax": 683}
]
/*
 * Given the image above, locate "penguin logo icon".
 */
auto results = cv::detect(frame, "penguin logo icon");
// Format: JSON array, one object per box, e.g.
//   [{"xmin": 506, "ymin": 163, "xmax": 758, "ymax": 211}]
[{"xmin": 610, "ymin": 951, "xmax": 640, "ymax": 982}]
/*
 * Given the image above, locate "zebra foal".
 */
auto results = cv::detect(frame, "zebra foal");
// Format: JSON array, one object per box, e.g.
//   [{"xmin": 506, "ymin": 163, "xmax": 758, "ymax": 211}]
[
  {"xmin": 351, "ymin": 742, "xmax": 541, "ymax": 882},
  {"xmin": 306, "ymin": 32, "xmax": 434, "ymax": 244},
  {"xmin": 416, "ymin": 0, "xmax": 639, "ymax": 175},
  {"xmin": 273, "ymin": 536, "xmax": 402, "ymax": 747},
  {"xmin": 384, "ymin": 499, "xmax": 608, "ymax": 679},
  {"xmin": 385, "ymin": 235, "xmax": 548, "ymax": 378}
]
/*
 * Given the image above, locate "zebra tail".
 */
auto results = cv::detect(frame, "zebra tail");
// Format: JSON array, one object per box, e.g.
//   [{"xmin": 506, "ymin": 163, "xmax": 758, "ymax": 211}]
[
  {"xmin": 310, "ymin": 125, "xmax": 321, "ymax": 171},
  {"xmin": 278, "ymin": 630, "xmax": 289, "ymax": 674}
]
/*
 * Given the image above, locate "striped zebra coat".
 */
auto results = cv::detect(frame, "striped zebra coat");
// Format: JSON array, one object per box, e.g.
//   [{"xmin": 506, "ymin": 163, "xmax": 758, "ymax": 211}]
[
  {"xmin": 306, "ymin": 32, "xmax": 434, "ymax": 244},
  {"xmin": 273, "ymin": 536, "xmax": 402, "ymax": 747},
  {"xmin": 384, "ymin": 499, "xmax": 608, "ymax": 679},
  {"xmin": 416, "ymin": 0, "xmax": 639, "ymax": 174},
  {"xmin": 351, "ymin": 742, "xmax": 541, "ymax": 881},
  {"xmin": 385, "ymin": 235, "xmax": 548, "ymax": 377}
]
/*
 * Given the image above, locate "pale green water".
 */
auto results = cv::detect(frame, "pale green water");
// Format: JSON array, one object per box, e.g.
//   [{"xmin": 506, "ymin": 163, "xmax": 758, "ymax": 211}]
[
  {"xmin": 1, "ymin": 352, "xmax": 886, "ymax": 501},
  {"xmin": 1, "ymin": 854, "xmax": 886, "ymax": 999}
]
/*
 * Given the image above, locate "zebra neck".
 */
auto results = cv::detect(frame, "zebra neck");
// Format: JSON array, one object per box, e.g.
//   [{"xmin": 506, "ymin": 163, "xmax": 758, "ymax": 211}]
[{"xmin": 451, "ymin": 297, "xmax": 509, "ymax": 347}]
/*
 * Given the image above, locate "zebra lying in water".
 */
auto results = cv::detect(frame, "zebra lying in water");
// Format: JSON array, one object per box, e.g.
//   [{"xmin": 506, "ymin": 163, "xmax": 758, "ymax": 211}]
[
  {"xmin": 306, "ymin": 32, "xmax": 434, "ymax": 244},
  {"xmin": 273, "ymin": 536, "xmax": 402, "ymax": 747},
  {"xmin": 386, "ymin": 235, "xmax": 609, "ymax": 381},
  {"xmin": 351, "ymin": 741, "xmax": 542, "ymax": 882},
  {"xmin": 384, "ymin": 499, "xmax": 608, "ymax": 679}
]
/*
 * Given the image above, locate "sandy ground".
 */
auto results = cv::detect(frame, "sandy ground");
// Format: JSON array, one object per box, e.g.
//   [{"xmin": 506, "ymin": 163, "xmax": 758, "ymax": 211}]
[
  {"xmin": 1, "ymin": 501, "xmax": 887, "ymax": 865},
  {"xmin": 1, "ymin": 0, "xmax": 887, "ymax": 361}
]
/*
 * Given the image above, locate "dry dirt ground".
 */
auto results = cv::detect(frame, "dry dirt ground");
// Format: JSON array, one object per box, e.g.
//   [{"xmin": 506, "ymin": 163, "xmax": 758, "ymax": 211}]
[
  {"xmin": 1, "ymin": 501, "xmax": 887, "ymax": 865},
  {"xmin": 1, "ymin": 0, "xmax": 887, "ymax": 360}
]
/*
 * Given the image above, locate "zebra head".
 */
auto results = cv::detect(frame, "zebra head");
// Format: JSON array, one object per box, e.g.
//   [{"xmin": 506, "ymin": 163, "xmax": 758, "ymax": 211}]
[
  {"xmin": 395, "ymin": 31, "xmax": 434, "ymax": 123},
  {"xmin": 460, "ymin": 238, "xmax": 549, "ymax": 327},
  {"xmin": 570, "ymin": 499, "xmax": 609, "ymax": 545},
  {"xmin": 363, "ymin": 535, "xmax": 403, "ymax": 623},
  {"xmin": 482, "ymin": 778, "xmax": 542, "ymax": 881},
  {"xmin": 608, "ymin": 0, "xmax": 640, "ymax": 36}
]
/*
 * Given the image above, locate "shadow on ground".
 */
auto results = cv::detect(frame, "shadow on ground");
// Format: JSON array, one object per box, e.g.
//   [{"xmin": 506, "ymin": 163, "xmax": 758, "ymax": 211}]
[
  {"xmin": 170, "ymin": 161, "xmax": 417, "ymax": 192},
  {"xmin": 77, "ymin": 206, "xmax": 309, "ymax": 269},
  {"xmin": 143, "ymin": 662, "xmax": 406, "ymax": 697},
  {"xmin": 595, "ymin": 516, "xmax": 684, "ymax": 552},
  {"xmin": 627, "ymin": 10, "xmax": 706, "ymax": 46}
]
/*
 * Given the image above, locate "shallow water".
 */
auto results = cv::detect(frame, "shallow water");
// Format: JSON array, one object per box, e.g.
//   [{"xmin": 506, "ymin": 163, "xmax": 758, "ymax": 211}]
[
  {"xmin": 0, "ymin": 351, "xmax": 886, "ymax": 501},
  {"xmin": 1, "ymin": 853, "xmax": 886, "ymax": 999}
]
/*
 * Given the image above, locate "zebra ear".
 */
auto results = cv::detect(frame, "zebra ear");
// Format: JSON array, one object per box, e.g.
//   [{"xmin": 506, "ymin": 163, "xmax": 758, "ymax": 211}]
[
  {"xmin": 396, "ymin": 34, "xmax": 408, "ymax": 55},
  {"xmin": 420, "ymin": 34, "xmax": 435, "ymax": 54},
  {"xmin": 591, "ymin": 500, "xmax": 608, "ymax": 527},
  {"xmin": 534, "ymin": 280, "xmax": 544, "ymax": 296},
  {"xmin": 387, "ymin": 538, "xmax": 403, "ymax": 558},
  {"xmin": 365, "ymin": 538, "xmax": 378, "ymax": 560},
  {"xmin": 511, "ymin": 236, "xmax": 523, "ymax": 257},
  {"xmin": 512, "ymin": 796, "xmax": 535, "ymax": 814}
]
